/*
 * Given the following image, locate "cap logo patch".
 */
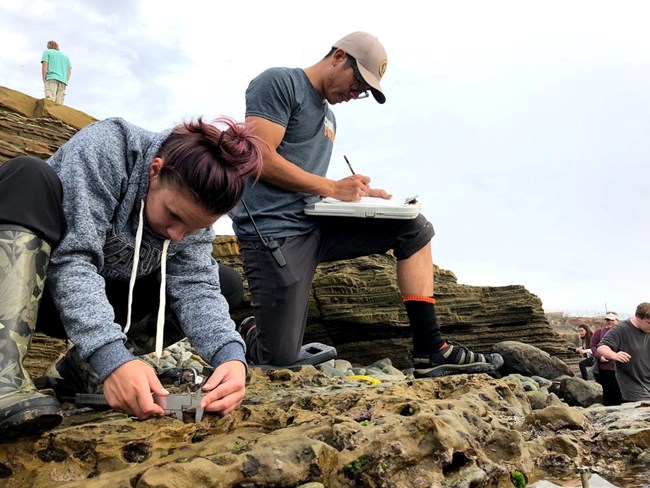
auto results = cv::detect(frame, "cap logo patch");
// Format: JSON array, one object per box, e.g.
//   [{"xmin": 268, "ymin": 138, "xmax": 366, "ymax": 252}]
[{"xmin": 378, "ymin": 59, "xmax": 387, "ymax": 79}]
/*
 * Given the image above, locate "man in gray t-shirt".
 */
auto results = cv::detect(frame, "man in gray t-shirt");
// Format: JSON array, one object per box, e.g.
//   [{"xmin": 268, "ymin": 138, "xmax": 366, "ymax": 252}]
[
  {"xmin": 598, "ymin": 302, "xmax": 650, "ymax": 402},
  {"xmin": 231, "ymin": 32, "xmax": 504, "ymax": 378}
]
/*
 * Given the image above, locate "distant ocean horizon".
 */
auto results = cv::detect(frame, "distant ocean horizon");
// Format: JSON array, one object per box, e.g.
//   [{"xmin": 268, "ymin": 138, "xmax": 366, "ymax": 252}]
[{"xmin": 545, "ymin": 310, "xmax": 632, "ymax": 320}]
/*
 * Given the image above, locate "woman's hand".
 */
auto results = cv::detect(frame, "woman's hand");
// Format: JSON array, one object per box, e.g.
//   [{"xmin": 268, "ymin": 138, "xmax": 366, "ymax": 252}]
[
  {"xmin": 200, "ymin": 360, "xmax": 246, "ymax": 415},
  {"xmin": 102, "ymin": 359, "xmax": 168, "ymax": 419}
]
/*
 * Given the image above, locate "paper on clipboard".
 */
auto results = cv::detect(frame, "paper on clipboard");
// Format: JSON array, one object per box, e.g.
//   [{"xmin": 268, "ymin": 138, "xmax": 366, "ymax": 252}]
[{"xmin": 304, "ymin": 195, "xmax": 420, "ymax": 219}]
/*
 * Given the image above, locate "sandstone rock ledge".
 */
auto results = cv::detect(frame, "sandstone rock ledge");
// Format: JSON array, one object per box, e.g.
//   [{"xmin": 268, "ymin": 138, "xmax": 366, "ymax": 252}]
[{"xmin": 0, "ymin": 86, "xmax": 95, "ymax": 163}]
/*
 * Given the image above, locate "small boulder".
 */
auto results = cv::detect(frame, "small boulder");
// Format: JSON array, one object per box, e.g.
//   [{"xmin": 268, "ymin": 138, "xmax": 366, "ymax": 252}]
[
  {"xmin": 553, "ymin": 377, "xmax": 603, "ymax": 407},
  {"xmin": 524, "ymin": 404, "xmax": 589, "ymax": 431},
  {"xmin": 492, "ymin": 341, "xmax": 573, "ymax": 379}
]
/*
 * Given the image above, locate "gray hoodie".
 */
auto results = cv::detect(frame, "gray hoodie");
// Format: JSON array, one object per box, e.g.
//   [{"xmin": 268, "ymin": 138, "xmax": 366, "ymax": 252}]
[{"xmin": 46, "ymin": 118, "xmax": 245, "ymax": 381}]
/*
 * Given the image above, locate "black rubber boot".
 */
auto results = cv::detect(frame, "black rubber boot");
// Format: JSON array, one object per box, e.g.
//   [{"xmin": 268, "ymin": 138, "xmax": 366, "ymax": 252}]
[{"xmin": 0, "ymin": 226, "xmax": 62, "ymax": 440}]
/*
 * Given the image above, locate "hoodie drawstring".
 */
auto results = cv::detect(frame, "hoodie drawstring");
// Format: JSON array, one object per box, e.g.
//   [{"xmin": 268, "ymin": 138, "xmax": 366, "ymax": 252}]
[
  {"xmin": 155, "ymin": 239, "xmax": 170, "ymax": 363},
  {"xmin": 124, "ymin": 200, "xmax": 170, "ymax": 365},
  {"xmin": 124, "ymin": 202, "xmax": 144, "ymax": 335}
]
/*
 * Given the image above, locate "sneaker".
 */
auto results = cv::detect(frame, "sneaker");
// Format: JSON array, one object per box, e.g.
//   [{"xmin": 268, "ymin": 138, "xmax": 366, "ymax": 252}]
[
  {"xmin": 237, "ymin": 316, "xmax": 256, "ymax": 336},
  {"xmin": 237, "ymin": 316, "xmax": 257, "ymax": 354},
  {"xmin": 258, "ymin": 343, "xmax": 338, "ymax": 370},
  {"xmin": 413, "ymin": 341, "xmax": 504, "ymax": 378},
  {"xmin": 40, "ymin": 347, "xmax": 102, "ymax": 401}
]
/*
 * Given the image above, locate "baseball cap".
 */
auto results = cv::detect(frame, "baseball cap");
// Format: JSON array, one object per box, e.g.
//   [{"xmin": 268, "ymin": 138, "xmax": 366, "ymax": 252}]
[
  {"xmin": 333, "ymin": 31, "xmax": 387, "ymax": 104},
  {"xmin": 604, "ymin": 312, "xmax": 619, "ymax": 321}
]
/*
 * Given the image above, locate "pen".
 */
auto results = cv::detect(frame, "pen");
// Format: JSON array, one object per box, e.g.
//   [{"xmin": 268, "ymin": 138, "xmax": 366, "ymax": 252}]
[{"xmin": 343, "ymin": 155, "xmax": 355, "ymax": 175}]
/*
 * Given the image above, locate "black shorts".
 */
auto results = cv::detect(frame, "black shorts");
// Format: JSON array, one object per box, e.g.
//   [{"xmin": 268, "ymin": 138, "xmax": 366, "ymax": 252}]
[{"xmin": 239, "ymin": 214, "xmax": 434, "ymax": 365}]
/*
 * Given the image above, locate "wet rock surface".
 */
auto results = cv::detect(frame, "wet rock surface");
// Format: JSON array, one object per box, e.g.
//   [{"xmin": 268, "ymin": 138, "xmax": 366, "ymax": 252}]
[{"xmin": 3, "ymin": 341, "xmax": 650, "ymax": 487}]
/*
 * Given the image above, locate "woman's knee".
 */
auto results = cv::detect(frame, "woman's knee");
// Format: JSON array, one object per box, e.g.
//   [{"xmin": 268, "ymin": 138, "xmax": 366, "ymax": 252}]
[
  {"xmin": 1, "ymin": 156, "xmax": 59, "ymax": 185},
  {"xmin": 0, "ymin": 156, "xmax": 65, "ymax": 243}
]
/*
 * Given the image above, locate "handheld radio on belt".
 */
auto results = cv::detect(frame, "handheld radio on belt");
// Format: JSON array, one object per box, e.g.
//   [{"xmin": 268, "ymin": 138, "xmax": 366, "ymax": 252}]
[{"xmin": 240, "ymin": 200, "xmax": 286, "ymax": 267}]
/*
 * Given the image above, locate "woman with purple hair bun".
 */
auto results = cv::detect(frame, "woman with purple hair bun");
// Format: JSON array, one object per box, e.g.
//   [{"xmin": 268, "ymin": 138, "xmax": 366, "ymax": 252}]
[{"xmin": 0, "ymin": 116, "xmax": 263, "ymax": 439}]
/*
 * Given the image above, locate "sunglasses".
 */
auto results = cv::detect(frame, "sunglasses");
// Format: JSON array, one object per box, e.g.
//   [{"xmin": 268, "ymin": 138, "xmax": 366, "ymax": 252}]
[{"xmin": 349, "ymin": 61, "xmax": 370, "ymax": 99}]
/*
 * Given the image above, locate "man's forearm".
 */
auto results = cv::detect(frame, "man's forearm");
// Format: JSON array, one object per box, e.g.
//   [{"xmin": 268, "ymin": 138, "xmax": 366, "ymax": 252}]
[
  {"xmin": 261, "ymin": 155, "xmax": 334, "ymax": 196},
  {"xmin": 597, "ymin": 345, "xmax": 615, "ymax": 361}
]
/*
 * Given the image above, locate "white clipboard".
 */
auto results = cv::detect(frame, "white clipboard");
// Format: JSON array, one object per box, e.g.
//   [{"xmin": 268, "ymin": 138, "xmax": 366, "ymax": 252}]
[{"xmin": 304, "ymin": 196, "xmax": 420, "ymax": 220}]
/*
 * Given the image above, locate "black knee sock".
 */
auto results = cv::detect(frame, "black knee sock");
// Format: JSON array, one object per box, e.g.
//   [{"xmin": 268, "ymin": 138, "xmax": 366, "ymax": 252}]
[{"xmin": 404, "ymin": 299, "xmax": 444, "ymax": 355}]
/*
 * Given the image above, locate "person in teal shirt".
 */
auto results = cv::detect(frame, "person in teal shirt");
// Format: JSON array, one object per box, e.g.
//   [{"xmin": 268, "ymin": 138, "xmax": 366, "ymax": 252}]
[{"xmin": 41, "ymin": 40, "xmax": 72, "ymax": 104}]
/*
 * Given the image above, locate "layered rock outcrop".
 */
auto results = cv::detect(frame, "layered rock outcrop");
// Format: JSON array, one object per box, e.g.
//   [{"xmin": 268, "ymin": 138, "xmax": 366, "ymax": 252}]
[
  {"xmin": 0, "ymin": 86, "xmax": 94, "ymax": 163},
  {"xmin": 216, "ymin": 238, "xmax": 569, "ymax": 368}
]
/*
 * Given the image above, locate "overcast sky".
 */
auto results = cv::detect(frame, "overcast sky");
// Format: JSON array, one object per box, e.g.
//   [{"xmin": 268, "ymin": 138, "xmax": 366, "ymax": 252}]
[{"xmin": 1, "ymin": 0, "xmax": 648, "ymax": 317}]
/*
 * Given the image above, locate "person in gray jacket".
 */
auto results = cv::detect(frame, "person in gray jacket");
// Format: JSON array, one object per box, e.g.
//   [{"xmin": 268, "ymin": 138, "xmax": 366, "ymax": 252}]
[{"xmin": 0, "ymin": 116, "xmax": 263, "ymax": 439}]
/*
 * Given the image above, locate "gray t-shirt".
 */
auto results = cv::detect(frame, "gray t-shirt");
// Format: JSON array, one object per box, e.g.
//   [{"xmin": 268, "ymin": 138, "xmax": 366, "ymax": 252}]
[
  {"xmin": 231, "ymin": 67, "xmax": 336, "ymax": 239},
  {"xmin": 599, "ymin": 319, "xmax": 650, "ymax": 402}
]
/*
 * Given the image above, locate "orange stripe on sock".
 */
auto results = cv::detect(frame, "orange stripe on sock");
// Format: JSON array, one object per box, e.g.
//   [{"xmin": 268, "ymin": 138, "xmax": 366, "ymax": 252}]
[{"xmin": 402, "ymin": 295, "xmax": 436, "ymax": 304}]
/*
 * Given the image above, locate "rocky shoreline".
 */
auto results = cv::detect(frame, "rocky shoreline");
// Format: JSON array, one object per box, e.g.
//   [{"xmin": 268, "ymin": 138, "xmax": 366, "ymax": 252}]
[{"xmin": 2, "ymin": 336, "xmax": 649, "ymax": 487}]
